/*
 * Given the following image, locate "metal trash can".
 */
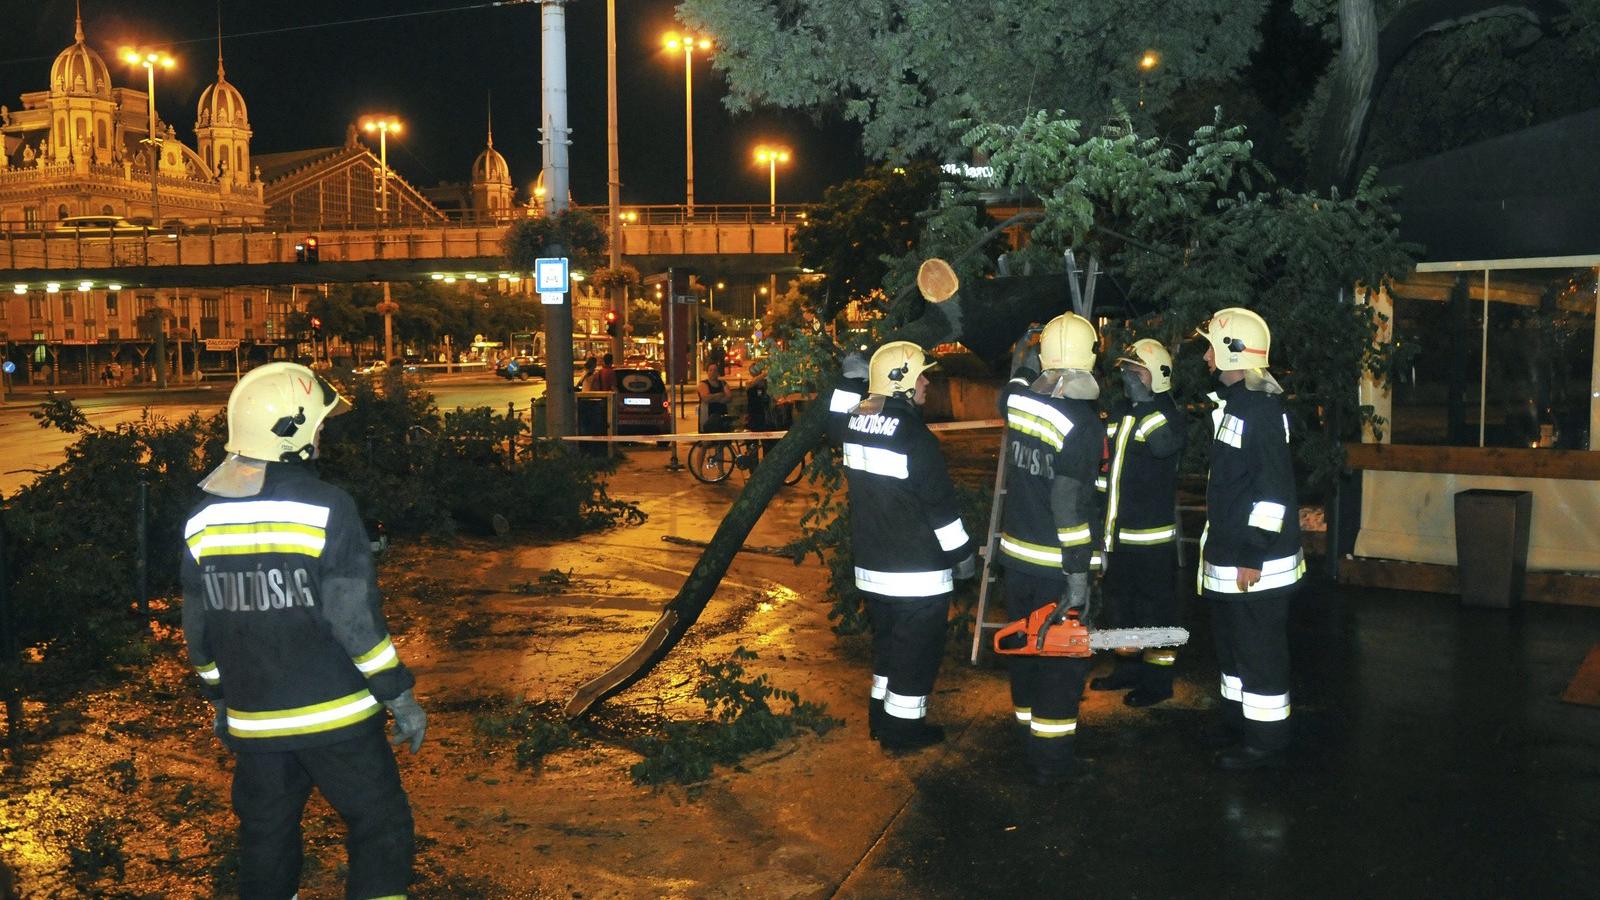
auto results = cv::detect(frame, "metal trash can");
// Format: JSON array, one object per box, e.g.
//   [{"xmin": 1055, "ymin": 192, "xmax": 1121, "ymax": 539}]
[{"xmin": 1453, "ymin": 489, "xmax": 1533, "ymax": 608}]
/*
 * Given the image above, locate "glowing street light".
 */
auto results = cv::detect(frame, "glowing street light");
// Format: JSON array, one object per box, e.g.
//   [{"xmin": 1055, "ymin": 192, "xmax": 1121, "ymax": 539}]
[
  {"xmin": 1138, "ymin": 50, "xmax": 1160, "ymax": 109},
  {"xmin": 753, "ymin": 145, "xmax": 791, "ymax": 217},
  {"xmin": 662, "ymin": 31, "xmax": 712, "ymax": 215},
  {"xmin": 121, "ymin": 47, "xmax": 175, "ymax": 228},
  {"xmin": 360, "ymin": 116, "xmax": 403, "ymax": 223}
]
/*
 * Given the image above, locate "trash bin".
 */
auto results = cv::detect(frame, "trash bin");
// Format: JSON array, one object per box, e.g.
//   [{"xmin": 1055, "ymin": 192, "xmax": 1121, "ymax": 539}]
[{"xmin": 1453, "ymin": 489, "xmax": 1533, "ymax": 608}]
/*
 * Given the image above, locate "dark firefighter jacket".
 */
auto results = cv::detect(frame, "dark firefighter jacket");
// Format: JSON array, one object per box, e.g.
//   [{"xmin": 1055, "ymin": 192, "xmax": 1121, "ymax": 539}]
[
  {"xmin": 997, "ymin": 382, "xmax": 1103, "ymax": 581},
  {"xmin": 1101, "ymin": 392, "xmax": 1186, "ymax": 551},
  {"xmin": 181, "ymin": 463, "xmax": 415, "ymax": 752},
  {"xmin": 1201, "ymin": 380, "xmax": 1305, "ymax": 594},
  {"xmin": 835, "ymin": 393, "xmax": 973, "ymax": 598}
]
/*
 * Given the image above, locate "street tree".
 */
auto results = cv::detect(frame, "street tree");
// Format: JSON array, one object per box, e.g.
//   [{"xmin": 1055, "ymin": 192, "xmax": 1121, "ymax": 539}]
[
  {"xmin": 795, "ymin": 161, "xmax": 947, "ymax": 318},
  {"xmin": 679, "ymin": 0, "xmax": 1269, "ymax": 160}
]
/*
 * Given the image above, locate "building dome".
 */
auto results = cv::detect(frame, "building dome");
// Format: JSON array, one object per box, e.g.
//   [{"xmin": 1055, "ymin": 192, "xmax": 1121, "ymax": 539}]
[
  {"xmin": 197, "ymin": 71, "xmax": 249, "ymax": 128},
  {"xmin": 50, "ymin": 15, "xmax": 111, "ymax": 99},
  {"xmin": 473, "ymin": 145, "xmax": 511, "ymax": 186}
]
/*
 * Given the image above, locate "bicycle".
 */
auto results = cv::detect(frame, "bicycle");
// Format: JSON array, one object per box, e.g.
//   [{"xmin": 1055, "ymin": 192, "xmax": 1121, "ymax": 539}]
[{"xmin": 687, "ymin": 435, "xmax": 809, "ymax": 485}]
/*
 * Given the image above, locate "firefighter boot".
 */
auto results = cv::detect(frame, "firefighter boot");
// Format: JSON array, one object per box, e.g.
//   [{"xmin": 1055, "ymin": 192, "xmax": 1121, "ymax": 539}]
[
  {"xmin": 1124, "ymin": 655, "xmax": 1176, "ymax": 708},
  {"xmin": 1089, "ymin": 654, "xmax": 1141, "ymax": 692},
  {"xmin": 877, "ymin": 716, "xmax": 946, "ymax": 753},
  {"xmin": 868, "ymin": 697, "xmax": 888, "ymax": 740}
]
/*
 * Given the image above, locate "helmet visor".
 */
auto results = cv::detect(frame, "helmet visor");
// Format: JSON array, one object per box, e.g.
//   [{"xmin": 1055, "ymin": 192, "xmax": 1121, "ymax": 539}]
[{"xmin": 318, "ymin": 374, "xmax": 352, "ymax": 418}]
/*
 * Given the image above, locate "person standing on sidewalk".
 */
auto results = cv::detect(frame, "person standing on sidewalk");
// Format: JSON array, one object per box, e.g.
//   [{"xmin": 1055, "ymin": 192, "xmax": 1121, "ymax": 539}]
[
  {"xmin": 1091, "ymin": 339, "xmax": 1187, "ymax": 707},
  {"xmin": 181, "ymin": 362, "xmax": 426, "ymax": 899},
  {"xmin": 838, "ymin": 341, "xmax": 975, "ymax": 752},
  {"xmin": 1197, "ymin": 308, "xmax": 1304, "ymax": 770},
  {"xmin": 995, "ymin": 313, "xmax": 1104, "ymax": 784}
]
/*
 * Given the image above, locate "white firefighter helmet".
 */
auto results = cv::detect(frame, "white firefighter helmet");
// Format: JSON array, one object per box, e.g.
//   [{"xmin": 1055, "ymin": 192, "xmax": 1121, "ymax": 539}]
[
  {"xmin": 1038, "ymin": 312, "xmax": 1098, "ymax": 371},
  {"xmin": 1115, "ymin": 338, "xmax": 1174, "ymax": 393},
  {"xmin": 868, "ymin": 341, "xmax": 936, "ymax": 399},
  {"xmin": 226, "ymin": 362, "xmax": 351, "ymax": 462},
  {"xmin": 1200, "ymin": 307, "xmax": 1271, "ymax": 372}
]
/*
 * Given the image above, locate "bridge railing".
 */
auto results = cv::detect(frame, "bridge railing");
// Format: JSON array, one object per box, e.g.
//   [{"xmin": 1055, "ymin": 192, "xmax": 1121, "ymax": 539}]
[{"xmin": 0, "ymin": 204, "xmax": 810, "ymax": 272}]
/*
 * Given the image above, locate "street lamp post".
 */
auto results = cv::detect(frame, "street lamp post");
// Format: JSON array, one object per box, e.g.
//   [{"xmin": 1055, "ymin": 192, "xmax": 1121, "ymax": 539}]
[
  {"xmin": 360, "ymin": 116, "xmax": 403, "ymax": 224},
  {"xmin": 662, "ymin": 32, "xmax": 711, "ymax": 216},
  {"xmin": 121, "ymin": 49, "xmax": 175, "ymax": 229},
  {"xmin": 754, "ymin": 145, "xmax": 791, "ymax": 217},
  {"xmin": 1138, "ymin": 50, "xmax": 1159, "ymax": 109},
  {"xmin": 361, "ymin": 115, "xmax": 403, "ymax": 362},
  {"xmin": 122, "ymin": 47, "xmax": 175, "ymax": 389}
]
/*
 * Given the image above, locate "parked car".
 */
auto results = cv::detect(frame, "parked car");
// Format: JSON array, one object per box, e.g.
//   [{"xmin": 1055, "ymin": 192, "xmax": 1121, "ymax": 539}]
[
  {"xmin": 613, "ymin": 367, "xmax": 672, "ymax": 434},
  {"xmin": 495, "ymin": 355, "xmax": 545, "ymax": 379}
]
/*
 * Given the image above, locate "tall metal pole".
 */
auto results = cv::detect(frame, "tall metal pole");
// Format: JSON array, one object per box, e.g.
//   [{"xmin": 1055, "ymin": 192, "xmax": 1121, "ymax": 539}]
[
  {"xmin": 606, "ymin": 0, "xmax": 625, "ymax": 362},
  {"xmin": 768, "ymin": 156, "xmax": 777, "ymax": 216},
  {"xmin": 377, "ymin": 127, "xmax": 388, "ymax": 222},
  {"xmin": 145, "ymin": 64, "xmax": 161, "ymax": 231},
  {"xmin": 540, "ymin": 0, "xmax": 575, "ymax": 436},
  {"xmin": 683, "ymin": 45, "xmax": 695, "ymax": 216}
]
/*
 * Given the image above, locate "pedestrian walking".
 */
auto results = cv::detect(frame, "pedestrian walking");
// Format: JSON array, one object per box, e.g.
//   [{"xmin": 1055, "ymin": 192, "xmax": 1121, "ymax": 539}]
[
  {"xmin": 836, "ymin": 341, "xmax": 975, "ymax": 752},
  {"xmin": 1196, "ymin": 308, "xmax": 1304, "ymax": 770},
  {"xmin": 181, "ymin": 362, "xmax": 426, "ymax": 898},
  {"xmin": 1091, "ymin": 338, "xmax": 1187, "ymax": 707},
  {"xmin": 994, "ymin": 313, "xmax": 1104, "ymax": 784}
]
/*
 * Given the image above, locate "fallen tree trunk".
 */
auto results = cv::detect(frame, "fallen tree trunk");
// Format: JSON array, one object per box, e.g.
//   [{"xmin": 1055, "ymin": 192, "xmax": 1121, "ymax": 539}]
[{"xmin": 565, "ymin": 271, "xmax": 1071, "ymax": 718}]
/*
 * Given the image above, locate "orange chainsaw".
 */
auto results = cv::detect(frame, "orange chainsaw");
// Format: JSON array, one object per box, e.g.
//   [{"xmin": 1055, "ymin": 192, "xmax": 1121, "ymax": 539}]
[{"xmin": 993, "ymin": 607, "xmax": 1189, "ymax": 658}]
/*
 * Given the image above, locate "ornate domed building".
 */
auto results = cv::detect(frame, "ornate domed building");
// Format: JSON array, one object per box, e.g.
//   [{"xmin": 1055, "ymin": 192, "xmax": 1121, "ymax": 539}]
[
  {"xmin": 471, "ymin": 106, "xmax": 515, "ymax": 222},
  {"xmin": 0, "ymin": 2, "xmax": 265, "ymax": 227},
  {"xmin": 196, "ymin": 49, "xmax": 252, "ymax": 188}
]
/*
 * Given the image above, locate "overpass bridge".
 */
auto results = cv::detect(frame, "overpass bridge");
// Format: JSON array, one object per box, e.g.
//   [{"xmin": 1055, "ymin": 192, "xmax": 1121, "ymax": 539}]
[{"xmin": 0, "ymin": 204, "xmax": 806, "ymax": 289}]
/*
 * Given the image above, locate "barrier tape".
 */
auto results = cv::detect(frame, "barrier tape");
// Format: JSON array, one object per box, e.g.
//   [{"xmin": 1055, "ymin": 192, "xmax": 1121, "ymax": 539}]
[{"xmin": 558, "ymin": 418, "xmax": 1005, "ymax": 443}]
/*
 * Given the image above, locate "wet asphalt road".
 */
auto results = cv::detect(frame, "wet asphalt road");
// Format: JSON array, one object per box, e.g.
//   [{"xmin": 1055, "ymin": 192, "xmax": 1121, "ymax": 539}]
[{"xmin": 841, "ymin": 575, "xmax": 1600, "ymax": 898}]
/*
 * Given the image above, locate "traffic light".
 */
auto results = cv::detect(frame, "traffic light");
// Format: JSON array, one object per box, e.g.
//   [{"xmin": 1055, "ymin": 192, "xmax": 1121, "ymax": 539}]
[
  {"xmin": 605, "ymin": 310, "xmax": 619, "ymax": 337},
  {"xmin": 295, "ymin": 236, "xmax": 319, "ymax": 263},
  {"xmin": 310, "ymin": 315, "xmax": 323, "ymax": 333}
]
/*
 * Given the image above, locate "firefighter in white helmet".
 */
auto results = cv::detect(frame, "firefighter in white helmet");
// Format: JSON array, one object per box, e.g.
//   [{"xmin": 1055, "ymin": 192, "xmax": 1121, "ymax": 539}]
[
  {"xmin": 1197, "ymin": 308, "xmax": 1303, "ymax": 770},
  {"xmin": 995, "ymin": 312, "xmax": 1104, "ymax": 784},
  {"xmin": 181, "ymin": 362, "xmax": 425, "ymax": 898},
  {"xmin": 836, "ymin": 341, "xmax": 975, "ymax": 752},
  {"xmin": 1091, "ymin": 338, "xmax": 1187, "ymax": 706}
]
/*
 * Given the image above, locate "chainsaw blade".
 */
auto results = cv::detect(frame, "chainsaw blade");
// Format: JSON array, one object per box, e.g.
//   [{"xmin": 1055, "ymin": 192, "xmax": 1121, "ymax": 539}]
[{"xmin": 1087, "ymin": 627, "xmax": 1189, "ymax": 650}]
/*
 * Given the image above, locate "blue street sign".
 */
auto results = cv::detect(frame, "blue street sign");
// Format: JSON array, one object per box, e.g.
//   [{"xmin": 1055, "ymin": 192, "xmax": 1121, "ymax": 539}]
[
  {"xmin": 1, "ymin": 361, "xmax": 14, "ymax": 374},
  {"xmin": 535, "ymin": 257, "xmax": 569, "ymax": 305}
]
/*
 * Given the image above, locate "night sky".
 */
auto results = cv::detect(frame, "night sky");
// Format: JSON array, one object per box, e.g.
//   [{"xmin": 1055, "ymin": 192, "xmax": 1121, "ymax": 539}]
[{"xmin": 0, "ymin": 0, "xmax": 868, "ymax": 207}]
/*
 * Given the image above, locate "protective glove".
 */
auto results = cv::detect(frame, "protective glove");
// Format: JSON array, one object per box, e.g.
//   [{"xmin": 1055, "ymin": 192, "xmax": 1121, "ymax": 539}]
[
  {"xmin": 211, "ymin": 701, "xmax": 227, "ymax": 740},
  {"xmin": 953, "ymin": 553, "xmax": 977, "ymax": 581},
  {"xmin": 841, "ymin": 350, "xmax": 869, "ymax": 382},
  {"xmin": 1036, "ymin": 573, "xmax": 1092, "ymax": 651},
  {"xmin": 384, "ymin": 689, "xmax": 427, "ymax": 754}
]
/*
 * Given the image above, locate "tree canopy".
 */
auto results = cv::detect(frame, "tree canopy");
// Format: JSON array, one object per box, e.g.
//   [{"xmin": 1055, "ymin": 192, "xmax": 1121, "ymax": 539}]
[{"xmin": 679, "ymin": 0, "xmax": 1268, "ymax": 161}]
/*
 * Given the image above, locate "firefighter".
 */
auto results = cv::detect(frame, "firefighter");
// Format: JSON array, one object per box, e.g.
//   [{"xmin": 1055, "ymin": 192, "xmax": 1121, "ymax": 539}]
[
  {"xmin": 1197, "ymin": 308, "xmax": 1304, "ymax": 770},
  {"xmin": 837, "ymin": 341, "xmax": 975, "ymax": 751},
  {"xmin": 1091, "ymin": 339, "xmax": 1187, "ymax": 706},
  {"xmin": 182, "ymin": 362, "xmax": 425, "ymax": 899},
  {"xmin": 996, "ymin": 313, "xmax": 1104, "ymax": 784}
]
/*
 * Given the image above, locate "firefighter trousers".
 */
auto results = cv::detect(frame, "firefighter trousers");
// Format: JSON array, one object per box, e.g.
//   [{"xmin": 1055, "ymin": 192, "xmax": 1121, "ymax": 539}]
[
  {"xmin": 1003, "ymin": 568, "xmax": 1091, "ymax": 777},
  {"xmin": 1205, "ymin": 583, "xmax": 1298, "ymax": 752},
  {"xmin": 1104, "ymin": 542, "xmax": 1180, "ymax": 691},
  {"xmin": 865, "ymin": 591, "xmax": 950, "ymax": 725},
  {"xmin": 231, "ymin": 726, "xmax": 415, "ymax": 900}
]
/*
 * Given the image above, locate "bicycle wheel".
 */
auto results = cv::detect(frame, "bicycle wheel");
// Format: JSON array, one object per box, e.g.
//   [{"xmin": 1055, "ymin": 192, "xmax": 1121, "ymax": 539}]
[{"xmin": 688, "ymin": 441, "xmax": 734, "ymax": 484}]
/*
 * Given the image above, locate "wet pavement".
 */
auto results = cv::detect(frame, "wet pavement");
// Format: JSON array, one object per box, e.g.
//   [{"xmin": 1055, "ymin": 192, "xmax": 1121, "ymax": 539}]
[
  {"xmin": 4, "ymin": 438, "xmax": 1598, "ymax": 897},
  {"xmin": 842, "ymin": 574, "xmax": 1600, "ymax": 898}
]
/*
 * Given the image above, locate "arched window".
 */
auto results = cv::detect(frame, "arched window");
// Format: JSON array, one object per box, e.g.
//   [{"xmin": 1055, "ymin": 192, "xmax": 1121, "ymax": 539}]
[
  {"xmin": 101, "ymin": 205, "xmax": 114, "ymax": 216},
  {"xmin": 206, "ymin": 145, "xmax": 213, "ymax": 169},
  {"xmin": 235, "ymin": 146, "xmax": 243, "ymax": 174},
  {"xmin": 96, "ymin": 119, "xmax": 107, "ymax": 149},
  {"xmin": 74, "ymin": 117, "xmax": 87, "ymax": 141},
  {"xmin": 56, "ymin": 118, "xmax": 67, "ymax": 145},
  {"xmin": 56, "ymin": 204, "xmax": 69, "ymax": 220}
]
